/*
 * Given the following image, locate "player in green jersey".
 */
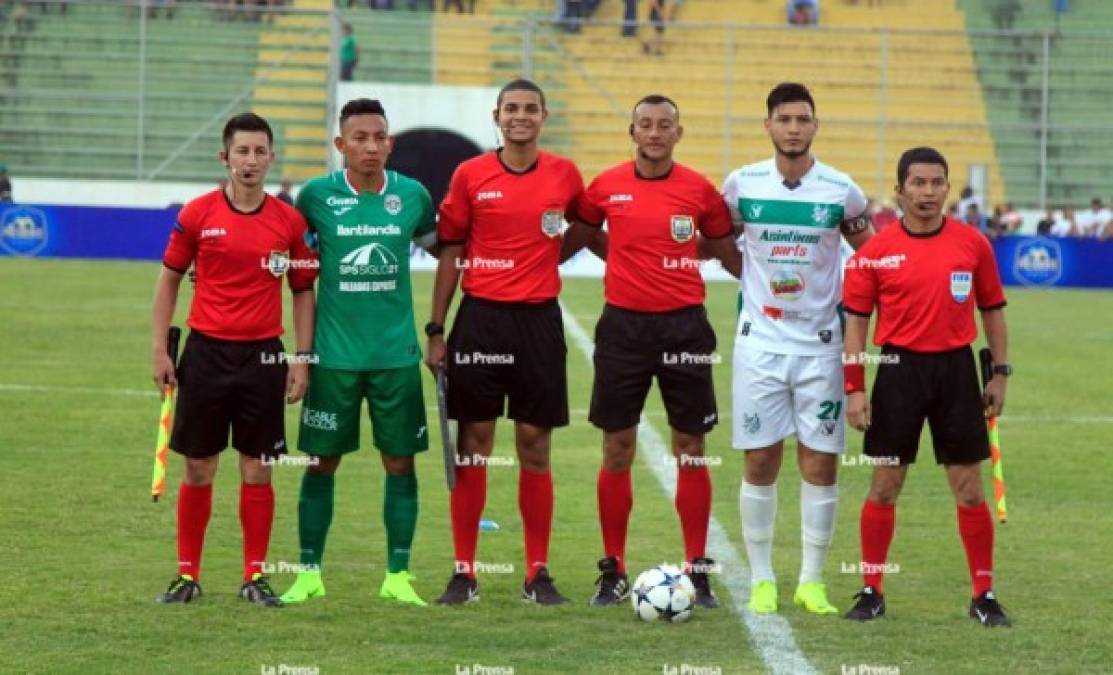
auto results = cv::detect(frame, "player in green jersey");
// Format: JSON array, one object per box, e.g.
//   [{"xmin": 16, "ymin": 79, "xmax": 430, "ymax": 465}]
[{"xmin": 281, "ymin": 99, "xmax": 438, "ymax": 607}]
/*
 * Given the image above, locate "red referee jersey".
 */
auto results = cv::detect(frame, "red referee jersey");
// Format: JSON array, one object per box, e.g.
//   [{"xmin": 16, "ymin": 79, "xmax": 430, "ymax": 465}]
[
  {"xmin": 843, "ymin": 217, "xmax": 1006, "ymax": 352},
  {"xmin": 163, "ymin": 189, "xmax": 318, "ymax": 341},
  {"xmin": 437, "ymin": 150, "xmax": 585, "ymax": 303},
  {"xmin": 576, "ymin": 161, "xmax": 733, "ymax": 312}
]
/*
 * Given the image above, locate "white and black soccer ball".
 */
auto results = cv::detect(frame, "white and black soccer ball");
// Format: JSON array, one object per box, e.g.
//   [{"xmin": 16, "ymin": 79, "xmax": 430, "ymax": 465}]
[{"xmin": 631, "ymin": 564, "xmax": 696, "ymax": 623}]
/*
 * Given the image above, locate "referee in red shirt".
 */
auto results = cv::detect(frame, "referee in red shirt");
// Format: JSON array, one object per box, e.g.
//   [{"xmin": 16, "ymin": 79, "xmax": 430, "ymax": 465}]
[
  {"xmin": 425, "ymin": 79, "xmax": 597, "ymax": 605},
  {"xmin": 151, "ymin": 113, "xmax": 318, "ymax": 606},
  {"xmin": 841, "ymin": 147, "xmax": 1011, "ymax": 627},
  {"xmin": 571, "ymin": 95, "xmax": 741, "ymax": 607}
]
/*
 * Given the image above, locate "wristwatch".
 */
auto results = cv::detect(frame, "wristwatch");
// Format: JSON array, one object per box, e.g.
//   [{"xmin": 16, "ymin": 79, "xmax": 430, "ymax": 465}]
[
  {"xmin": 424, "ymin": 321, "xmax": 444, "ymax": 338},
  {"xmin": 992, "ymin": 363, "xmax": 1013, "ymax": 377}
]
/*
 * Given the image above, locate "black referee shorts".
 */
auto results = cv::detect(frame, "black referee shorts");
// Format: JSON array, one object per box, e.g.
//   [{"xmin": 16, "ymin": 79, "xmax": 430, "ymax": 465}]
[
  {"xmin": 446, "ymin": 294, "xmax": 568, "ymax": 429},
  {"xmin": 170, "ymin": 330, "xmax": 288, "ymax": 459},
  {"xmin": 864, "ymin": 344, "xmax": 989, "ymax": 466},
  {"xmin": 589, "ymin": 304, "xmax": 718, "ymax": 435}
]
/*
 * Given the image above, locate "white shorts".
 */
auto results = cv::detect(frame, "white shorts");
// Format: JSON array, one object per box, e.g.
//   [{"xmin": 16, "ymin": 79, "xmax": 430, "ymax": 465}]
[{"xmin": 731, "ymin": 346, "xmax": 845, "ymax": 453}]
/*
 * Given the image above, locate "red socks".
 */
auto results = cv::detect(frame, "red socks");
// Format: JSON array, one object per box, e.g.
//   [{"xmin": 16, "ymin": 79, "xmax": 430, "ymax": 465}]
[
  {"xmin": 450, "ymin": 465, "xmax": 487, "ymax": 579},
  {"xmin": 957, "ymin": 501, "xmax": 995, "ymax": 597},
  {"xmin": 675, "ymin": 466, "xmax": 711, "ymax": 563},
  {"xmin": 860, "ymin": 499, "xmax": 896, "ymax": 592},
  {"xmin": 239, "ymin": 482, "xmax": 275, "ymax": 581},
  {"xmin": 519, "ymin": 469, "xmax": 554, "ymax": 583},
  {"xmin": 176, "ymin": 482, "xmax": 213, "ymax": 580},
  {"xmin": 597, "ymin": 468, "xmax": 633, "ymax": 573}
]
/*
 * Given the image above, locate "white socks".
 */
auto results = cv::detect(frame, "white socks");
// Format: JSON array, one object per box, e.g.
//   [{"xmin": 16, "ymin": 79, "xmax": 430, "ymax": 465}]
[
  {"xmin": 799, "ymin": 480, "xmax": 838, "ymax": 586},
  {"xmin": 740, "ymin": 480, "xmax": 778, "ymax": 584}
]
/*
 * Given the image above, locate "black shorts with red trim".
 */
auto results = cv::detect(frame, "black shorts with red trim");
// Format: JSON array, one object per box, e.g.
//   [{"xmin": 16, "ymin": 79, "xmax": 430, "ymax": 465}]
[
  {"xmin": 446, "ymin": 294, "xmax": 568, "ymax": 429},
  {"xmin": 170, "ymin": 330, "xmax": 288, "ymax": 459},
  {"xmin": 589, "ymin": 303, "xmax": 718, "ymax": 435},
  {"xmin": 864, "ymin": 344, "xmax": 989, "ymax": 466}
]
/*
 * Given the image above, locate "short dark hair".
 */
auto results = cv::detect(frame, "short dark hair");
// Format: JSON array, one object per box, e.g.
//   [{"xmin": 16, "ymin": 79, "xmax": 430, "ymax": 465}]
[
  {"xmin": 497, "ymin": 78, "xmax": 546, "ymax": 110},
  {"xmin": 632, "ymin": 94, "xmax": 680, "ymax": 121},
  {"xmin": 222, "ymin": 112, "xmax": 273, "ymax": 150},
  {"xmin": 766, "ymin": 82, "xmax": 815, "ymax": 117},
  {"xmin": 897, "ymin": 146, "xmax": 949, "ymax": 186},
  {"xmin": 340, "ymin": 98, "xmax": 387, "ymax": 128}
]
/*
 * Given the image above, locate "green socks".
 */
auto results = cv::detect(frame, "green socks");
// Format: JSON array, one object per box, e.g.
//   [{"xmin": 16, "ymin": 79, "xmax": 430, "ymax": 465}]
[
  {"xmin": 384, "ymin": 472, "xmax": 418, "ymax": 573},
  {"xmin": 298, "ymin": 472, "xmax": 335, "ymax": 568}
]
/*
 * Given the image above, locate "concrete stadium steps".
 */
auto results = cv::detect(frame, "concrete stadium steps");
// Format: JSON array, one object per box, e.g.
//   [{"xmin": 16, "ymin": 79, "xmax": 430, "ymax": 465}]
[
  {"xmin": 344, "ymin": 11, "xmax": 435, "ymax": 83},
  {"xmin": 958, "ymin": 0, "xmax": 1113, "ymax": 206}
]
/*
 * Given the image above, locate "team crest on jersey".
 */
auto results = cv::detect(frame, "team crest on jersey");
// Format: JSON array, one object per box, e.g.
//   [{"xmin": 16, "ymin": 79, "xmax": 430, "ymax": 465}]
[
  {"xmin": 950, "ymin": 271, "xmax": 973, "ymax": 303},
  {"xmin": 743, "ymin": 413, "xmax": 761, "ymax": 435},
  {"xmin": 541, "ymin": 210, "xmax": 563, "ymax": 237},
  {"xmin": 670, "ymin": 215, "xmax": 695, "ymax": 243},
  {"xmin": 747, "ymin": 203, "xmax": 764, "ymax": 220},
  {"xmin": 812, "ymin": 204, "xmax": 830, "ymax": 226},
  {"xmin": 819, "ymin": 329, "xmax": 832, "ymax": 344},
  {"xmin": 384, "ymin": 194, "xmax": 403, "ymax": 216},
  {"xmin": 266, "ymin": 250, "xmax": 290, "ymax": 277}
]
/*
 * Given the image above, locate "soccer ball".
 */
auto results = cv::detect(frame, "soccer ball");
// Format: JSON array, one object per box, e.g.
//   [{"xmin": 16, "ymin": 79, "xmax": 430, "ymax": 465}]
[{"xmin": 631, "ymin": 564, "xmax": 696, "ymax": 623}]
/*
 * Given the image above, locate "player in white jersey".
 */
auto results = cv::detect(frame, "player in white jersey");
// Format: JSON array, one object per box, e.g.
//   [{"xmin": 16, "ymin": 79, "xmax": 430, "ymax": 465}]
[{"xmin": 720, "ymin": 82, "xmax": 874, "ymax": 615}]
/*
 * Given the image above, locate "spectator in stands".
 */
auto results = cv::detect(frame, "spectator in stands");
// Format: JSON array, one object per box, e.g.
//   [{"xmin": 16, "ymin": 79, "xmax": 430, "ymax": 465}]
[
  {"xmin": 872, "ymin": 199, "xmax": 899, "ymax": 232},
  {"xmin": 622, "ymin": 0, "xmax": 637, "ymax": 37},
  {"xmin": 1051, "ymin": 207, "xmax": 1076, "ymax": 237},
  {"xmin": 276, "ymin": 179, "xmax": 294, "ymax": 205},
  {"xmin": 407, "ymin": 0, "xmax": 433, "ymax": 8},
  {"xmin": 787, "ymin": 0, "xmax": 818, "ymax": 25},
  {"xmin": 964, "ymin": 202, "xmax": 991, "ymax": 237},
  {"xmin": 560, "ymin": 0, "xmax": 600, "ymax": 32},
  {"xmin": 0, "ymin": 164, "xmax": 12, "ymax": 203},
  {"xmin": 957, "ymin": 185, "xmax": 978, "ymax": 215},
  {"xmin": 998, "ymin": 202, "xmax": 1022, "ymax": 235},
  {"xmin": 1075, "ymin": 197, "xmax": 1111, "ymax": 237},
  {"xmin": 1036, "ymin": 208, "xmax": 1056, "ymax": 236},
  {"xmin": 339, "ymin": 23, "xmax": 358, "ymax": 82},
  {"xmin": 641, "ymin": 0, "xmax": 667, "ymax": 55},
  {"xmin": 990, "ymin": 0, "xmax": 1021, "ymax": 30},
  {"xmin": 443, "ymin": 0, "xmax": 475, "ymax": 13}
]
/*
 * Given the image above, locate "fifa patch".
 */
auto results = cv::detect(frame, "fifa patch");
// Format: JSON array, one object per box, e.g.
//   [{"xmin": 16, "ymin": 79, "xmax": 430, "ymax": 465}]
[
  {"xmin": 950, "ymin": 271, "xmax": 973, "ymax": 303},
  {"xmin": 541, "ymin": 210, "xmax": 563, "ymax": 238},
  {"xmin": 384, "ymin": 194, "xmax": 403, "ymax": 216},
  {"xmin": 670, "ymin": 215, "xmax": 695, "ymax": 243},
  {"xmin": 266, "ymin": 250, "xmax": 290, "ymax": 277}
]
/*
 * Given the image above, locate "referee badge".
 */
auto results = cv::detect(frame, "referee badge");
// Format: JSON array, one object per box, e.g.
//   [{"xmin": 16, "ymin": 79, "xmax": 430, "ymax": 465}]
[
  {"xmin": 670, "ymin": 215, "xmax": 695, "ymax": 243},
  {"xmin": 541, "ymin": 210, "xmax": 564, "ymax": 238},
  {"xmin": 950, "ymin": 271, "xmax": 973, "ymax": 303},
  {"xmin": 266, "ymin": 250, "xmax": 290, "ymax": 277}
]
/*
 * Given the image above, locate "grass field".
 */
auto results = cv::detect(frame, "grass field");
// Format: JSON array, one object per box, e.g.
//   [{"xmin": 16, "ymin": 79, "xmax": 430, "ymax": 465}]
[{"xmin": 2, "ymin": 257, "xmax": 1112, "ymax": 674}]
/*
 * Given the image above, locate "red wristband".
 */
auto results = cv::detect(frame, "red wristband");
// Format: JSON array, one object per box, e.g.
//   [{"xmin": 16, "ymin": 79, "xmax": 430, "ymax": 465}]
[{"xmin": 844, "ymin": 363, "xmax": 866, "ymax": 394}]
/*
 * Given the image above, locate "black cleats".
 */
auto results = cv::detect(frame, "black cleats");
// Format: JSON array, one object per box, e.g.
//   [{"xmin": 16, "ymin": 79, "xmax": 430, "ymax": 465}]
[
  {"xmin": 969, "ymin": 590, "xmax": 1011, "ymax": 627},
  {"xmin": 436, "ymin": 573, "xmax": 479, "ymax": 606},
  {"xmin": 522, "ymin": 566, "xmax": 569, "ymax": 605},
  {"xmin": 590, "ymin": 557, "xmax": 630, "ymax": 607},
  {"xmin": 844, "ymin": 586, "xmax": 885, "ymax": 621},
  {"xmin": 156, "ymin": 575, "xmax": 202, "ymax": 604},
  {"xmin": 687, "ymin": 557, "xmax": 719, "ymax": 609},
  {"xmin": 239, "ymin": 574, "xmax": 283, "ymax": 607}
]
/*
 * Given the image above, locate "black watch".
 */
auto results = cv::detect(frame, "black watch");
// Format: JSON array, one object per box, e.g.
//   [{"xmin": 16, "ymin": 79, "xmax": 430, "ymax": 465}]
[
  {"xmin": 424, "ymin": 321, "xmax": 444, "ymax": 338},
  {"xmin": 992, "ymin": 363, "xmax": 1013, "ymax": 377}
]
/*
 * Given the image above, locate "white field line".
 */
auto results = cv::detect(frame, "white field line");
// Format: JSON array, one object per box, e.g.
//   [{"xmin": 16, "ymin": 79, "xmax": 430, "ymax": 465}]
[{"xmin": 560, "ymin": 303, "xmax": 818, "ymax": 675}]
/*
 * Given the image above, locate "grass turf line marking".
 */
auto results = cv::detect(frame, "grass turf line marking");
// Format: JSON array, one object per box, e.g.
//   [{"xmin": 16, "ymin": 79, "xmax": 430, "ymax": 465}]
[{"xmin": 560, "ymin": 303, "xmax": 818, "ymax": 675}]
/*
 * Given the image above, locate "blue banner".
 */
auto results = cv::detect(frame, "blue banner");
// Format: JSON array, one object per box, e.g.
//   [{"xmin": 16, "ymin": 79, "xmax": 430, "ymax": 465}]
[
  {"xmin": 993, "ymin": 235, "xmax": 1113, "ymax": 288},
  {"xmin": 0, "ymin": 203, "xmax": 178, "ymax": 260}
]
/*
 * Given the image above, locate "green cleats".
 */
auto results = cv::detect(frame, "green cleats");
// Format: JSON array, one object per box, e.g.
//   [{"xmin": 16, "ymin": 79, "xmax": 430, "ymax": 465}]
[
  {"xmin": 748, "ymin": 579, "xmax": 778, "ymax": 614},
  {"xmin": 280, "ymin": 571, "xmax": 326, "ymax": 604},
  {"xmin": 379, "ymin": 570, "xmax": 427, "ymax": 607},
  {"xmin": 794, "ymin": 582, "xmax": 839, "ymax": 615}
]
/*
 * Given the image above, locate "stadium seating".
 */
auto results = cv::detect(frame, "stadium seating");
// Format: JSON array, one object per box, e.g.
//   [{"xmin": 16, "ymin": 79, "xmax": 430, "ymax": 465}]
[{"xmin": 958, "ymin": 0, "xmax": 1113, "ymax": 206}]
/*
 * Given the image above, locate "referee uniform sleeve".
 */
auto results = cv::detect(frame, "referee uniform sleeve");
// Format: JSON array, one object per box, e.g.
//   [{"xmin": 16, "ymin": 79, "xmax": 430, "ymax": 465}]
[
  {"xmin": 699, "ymin": 179, "xmax": 734, "ymax": 239},
  {"xmin": 842, "ymin": 248, "xmax": 877, "ymax": 316},
  {"xmin": 437, "ymin": 163, "xmax": 471, "ymax": 245},
  {"xmin": 573, "ymin": 175, "xmax": 606, "ymax": 228},
  {"xmin": 974, "ymin": 232, "xmax": 1007, "ymax": 311},
  {"xmin": 162, "ymin": 201, "xmax": 200, "ymax": 274}
]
